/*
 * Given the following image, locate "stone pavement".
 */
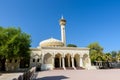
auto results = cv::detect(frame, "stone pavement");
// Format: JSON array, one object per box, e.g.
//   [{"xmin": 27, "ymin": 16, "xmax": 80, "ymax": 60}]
[
  {"xmin": 0, "ymin": 72, "xmax": 23, "ymax": 80},
  {"xmin": 35, "ymin": 69, "xmax": 120, "ymax": 80}
]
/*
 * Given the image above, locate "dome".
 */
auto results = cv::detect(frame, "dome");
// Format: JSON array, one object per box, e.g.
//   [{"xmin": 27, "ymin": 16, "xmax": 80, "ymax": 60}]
[{"xmin": 39, "ymin": 38, "xmax": 64, "ymax": 47}]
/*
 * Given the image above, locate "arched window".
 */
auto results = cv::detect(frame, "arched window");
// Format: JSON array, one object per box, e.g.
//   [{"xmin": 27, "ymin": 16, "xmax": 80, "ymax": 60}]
[
  {"xmin": 33, "ymin": 59, "xmax": 35, "ymax": 62},
  {"xmin": 15, "ymin": 59, "xmax": 17, "ymax": 63},
  {"xmin": 9, "ymin": 59, "xmax": 12, "ymax": 63},
  {"xmin": 37, "ymin": 59, "xmax": 40, "ymax": 62}
]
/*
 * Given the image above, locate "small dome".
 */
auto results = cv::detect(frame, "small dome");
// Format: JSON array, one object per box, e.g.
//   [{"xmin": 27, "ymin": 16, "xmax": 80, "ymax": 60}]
[{"xmin": 39, "ymin": 38, "xmax": 64, "ymax": 47}]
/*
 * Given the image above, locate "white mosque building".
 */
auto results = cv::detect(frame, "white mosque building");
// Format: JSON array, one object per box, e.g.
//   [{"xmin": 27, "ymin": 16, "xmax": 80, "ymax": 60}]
[{"xmin": 30, "ymin": 17, "xmax": 91, "ymax": 70}]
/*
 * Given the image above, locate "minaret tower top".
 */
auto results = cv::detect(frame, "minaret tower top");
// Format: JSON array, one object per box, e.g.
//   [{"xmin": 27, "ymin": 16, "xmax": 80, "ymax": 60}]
[{"xmin": 59, "ymin": 16, "xmax": 66, "ymax": 26}]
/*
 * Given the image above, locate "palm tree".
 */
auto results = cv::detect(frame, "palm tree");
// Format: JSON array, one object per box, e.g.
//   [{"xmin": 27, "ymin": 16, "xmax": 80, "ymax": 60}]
[
  {"xmin": 104, "ymin": 53, "xmax": 112, "ymax": 62},
  {"xmin": 116, "ymin": 51, "xmax": 120, "ymax": 62}
]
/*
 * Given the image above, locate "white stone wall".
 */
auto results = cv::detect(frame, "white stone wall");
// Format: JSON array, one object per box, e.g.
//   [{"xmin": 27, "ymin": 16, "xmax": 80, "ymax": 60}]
[
  {"xmin": 30, "ymin": 47, "xmax": 91, "ymax": 70},
  {"xmin": 30, "ymin": 49, "xmax": 42, "ymax": 68}
]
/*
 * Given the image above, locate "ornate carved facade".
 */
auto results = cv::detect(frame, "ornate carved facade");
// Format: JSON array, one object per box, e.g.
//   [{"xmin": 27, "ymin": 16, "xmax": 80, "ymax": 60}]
[{"xmin": 30, "ymin": 47, "xmax": 91, "ymax": 70}]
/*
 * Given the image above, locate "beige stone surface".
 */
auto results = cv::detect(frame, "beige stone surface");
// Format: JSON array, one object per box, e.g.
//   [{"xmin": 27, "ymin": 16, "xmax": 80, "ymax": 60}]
[
  {"xmin": 35, "ymin": 69, "xmax": 120, "ymax": 80},
  {"xmin": 0, "ymin": 72, "xmax": 23, "ymax": 80}
]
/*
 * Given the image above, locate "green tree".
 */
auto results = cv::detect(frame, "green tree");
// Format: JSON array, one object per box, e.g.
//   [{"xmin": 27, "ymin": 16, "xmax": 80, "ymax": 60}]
[
  {"xmin": 67, "ymin": 44, "xmax": 77, "ymax": 47},
  {"xmin": 111, "ymin": 51, "xmax": 117, "ymax": 58},
  {"xmin": 116, "ymin": 51, "xmax": 120, "ymax": 62},
  {"xmin": 103, "ymin": 53, "xmax": 112, "ymax": 61},
  {"xmin": 110, "ymin": 51, "xmax": 117, "ymax": 62},
  {"xmin": 0, "ymin": 27, "xmax": 31, "ymax": 70},
  {"xmin": 88, "ymin": 42, "xmax": 104, "ymax": 63}
]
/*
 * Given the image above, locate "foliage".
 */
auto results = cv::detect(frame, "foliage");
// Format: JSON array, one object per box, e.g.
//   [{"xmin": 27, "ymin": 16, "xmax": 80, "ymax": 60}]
[
  {"xmin": 116, "ymin": 51, "xmax": 120, "ymax": 61},
  {"xmin": 0, "ymin": 26, "xmax": 31, "ymax": 59},
  {"xmin": 67, "ymin": 44, "xmax": 77, "ymax": 47},
  {"xmin": 111, "ymin": 51, "xmax": 117, "ymax": 58},
  {"xmin": 110, "ymin": 51, "xmax": 120, "ymax": 62},
  {"xmin": 88, "ymin": 42, "xmax": 104, "ymax": 63},
  {"xmin": 103, "ymin": 53, "xmax": 112, "ymax": 61},
  {"xmin": 88, "ymin": 42, "xmax": 120, "ymax": 63},
  {"xmin": 103, "ymin": 51, "xmax": 120, "ymax": 62}
]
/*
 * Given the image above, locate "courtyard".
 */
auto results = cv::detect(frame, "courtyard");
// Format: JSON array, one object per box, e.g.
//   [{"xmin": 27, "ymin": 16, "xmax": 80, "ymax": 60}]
[
  {"xmin": 0, "ymin": 69, "xmax": 120, "ymax": 80},
  {"xmin": 0, "ymin": 72, "xmax": 23, "ymax": 80},
  {"xmin": 35, "ymin": 69, "xmax": 120, "ymax": 80}
]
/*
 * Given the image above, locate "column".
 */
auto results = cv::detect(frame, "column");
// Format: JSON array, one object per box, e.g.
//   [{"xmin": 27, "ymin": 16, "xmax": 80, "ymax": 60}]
[
  {"xmin": 52, "ymin": 57, "xmax": 54, "ymax": 68},
  {"xmin": 68, "ymin": 57, "xmax": 70, "ymax": 67},
  {"xmin": 41, "ymin": 54, "xmax": 45, "ymax": 70},
  {"xmin": 80, "ymin": 57, "xmax": 83, "ymax": 67},
  {"xmin": 59, "ymin": 57, "xmax": 61, "ymax": 67},
  {"xmin": 62, "ymin": 57, "xmax": 65, "ymax": 69},
  {"xmin": 71, "ymin": 57, "xmax": 74, "ymax": 67},
  {"xmin": 41, "ymin": 54, "xmax": 44, "ymax": 64},
  {"xmin": 88, "ymin": 57, "xmax": 91, "ymax": 67}
]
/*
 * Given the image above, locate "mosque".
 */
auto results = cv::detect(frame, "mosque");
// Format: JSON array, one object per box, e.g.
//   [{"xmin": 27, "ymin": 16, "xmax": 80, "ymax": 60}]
[
  {"xmin": 2, "ymin": 17, "xmax": 91, "ymax": 71},
  {"xmin": 30, "ymin": 17, "xmax": 91, "ymax": 70}
]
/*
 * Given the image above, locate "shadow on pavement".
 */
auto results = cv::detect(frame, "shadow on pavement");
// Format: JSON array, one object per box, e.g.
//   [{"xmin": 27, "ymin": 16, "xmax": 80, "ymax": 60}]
[{"xmin": 35, "ymin": 75, "xmax": 69, "ymax": 80}]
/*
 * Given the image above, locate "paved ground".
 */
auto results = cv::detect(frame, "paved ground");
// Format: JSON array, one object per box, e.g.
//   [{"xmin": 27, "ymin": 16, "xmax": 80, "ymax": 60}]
[
  {"xmin": 35, "ymin": 69, "xmax": 120, "ymax": 80},
  {"xmin": 0, "ymin": 72, "xmax": 23, "ymax": 80}
]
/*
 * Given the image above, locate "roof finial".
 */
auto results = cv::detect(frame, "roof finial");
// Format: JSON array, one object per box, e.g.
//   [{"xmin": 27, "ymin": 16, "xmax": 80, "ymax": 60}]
[{"xmin": 61, "ymin": 15, "xmax": 64, "ymax": 19}]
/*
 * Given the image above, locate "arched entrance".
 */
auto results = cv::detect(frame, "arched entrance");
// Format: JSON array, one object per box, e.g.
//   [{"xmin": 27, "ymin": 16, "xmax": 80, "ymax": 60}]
[
  {"xmin": 54, "ymin": 53, "xmax": 62, "ymax": 68},
  {"xmin": 74, "ymin": 54, "xmax": 80, "ymax": 67},
  {"xmin": 44, "ymin": 53, "xmax": 52, "ymax": 64},
  {"xmin": 65, "ymin": 54, "xmax": 72, "ymax": 67},
  {"xmin": 20, "ymin": 58, "xmax": 30, "ymax": 68},
  {"xmin": 41, "ymin": 53, "xmax": 53, "ymax": 70}
]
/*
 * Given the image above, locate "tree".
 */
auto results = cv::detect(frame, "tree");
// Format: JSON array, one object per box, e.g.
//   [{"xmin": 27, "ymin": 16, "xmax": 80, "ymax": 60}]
[
  {"xmin": 88, "ymin": 42, "xmax": 104, "ymax": 63},
  {"xmin": 103, "ymin": 53, "xmax": 112, "ymax": 61},
  {"xmin": 109, "ymin": 51, "xmax": 117, "ymax": 62},
  {"xmin": 67, "ymin": 44, "xmax": 77, "ymax": 47},
  {"xmin": 116, "ymin": 51, "xmax": 120, "ymax": 62},
  {"xmin": 111, "ymin": 51, "xmax": 117, "ymax": 58},
  {"xmin": 0, "ymin": 27, "xmax": 31, "ymax": 70}
]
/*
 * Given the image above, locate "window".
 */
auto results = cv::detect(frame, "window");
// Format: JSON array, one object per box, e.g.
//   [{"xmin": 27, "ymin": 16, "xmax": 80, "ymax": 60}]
[
  {"xmin": 37, "ymin": 59, "xmax": 39, "ymax": 62},
  {"xmin": 33, "ymin": 59, "xmax": 35, "ymax": 62},
  {"xmin": 15, "ymin": 59, "xmax": 17, "ymax": 63},
  {"xmin": 9, "ymin": 59, "xmax": 12, "ymax": 63}
]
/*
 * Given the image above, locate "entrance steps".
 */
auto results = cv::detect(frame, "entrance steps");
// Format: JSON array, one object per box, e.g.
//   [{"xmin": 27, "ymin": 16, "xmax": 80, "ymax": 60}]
[
  {"xmin": 54, "ymin": 67, "xmax": 85, "ymax": 70},
  {"xmin": 66, "ymin": 67, "xmax": 74, "ymax": 70},
  {"xmin": 75, "ymin": 67, "xmax": 85, "ymax": 70},
  {"xmin": 54, "ymin": 67, "xmax": 64, "ymax": 70}
]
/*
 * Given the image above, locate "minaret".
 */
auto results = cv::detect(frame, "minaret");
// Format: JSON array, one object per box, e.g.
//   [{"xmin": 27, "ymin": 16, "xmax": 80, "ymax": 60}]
[{"xmin": 59, "ymin": 16, "xmax": 66, "ymax": 46}]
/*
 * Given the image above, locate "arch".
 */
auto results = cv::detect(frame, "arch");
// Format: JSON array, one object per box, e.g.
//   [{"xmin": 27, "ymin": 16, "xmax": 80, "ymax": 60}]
[
  {"xmin": 33, "ymin": 53, "xmax": 40, "ymax": 57},
  {"xmin": 74, "ymin": 54, "xmax": 80, "ymax": 67},
  {"xmin": 54, "ymin": 53, "xmax": 62, "ymax": 68},
  {"xmin": 31, "ymin": 54, "xmax": 41, "ymax": 63},
  {"xmin": 43, "ymin": 53, "xmax": 52, "ymax": 64},
  {"xmin": 83, "ymin": 54, "xmax": 89, "ymax": 67},
  {"xmin": 20, "ymin": 58, "xmax": 30, "ymax": 68},
  {"xmin": 32, "ymin": 54, "xmax": 41, "ymax": 59},
  {"xmin": 65, "ymin": 53, "xmax": 72, "ymax": 67}
]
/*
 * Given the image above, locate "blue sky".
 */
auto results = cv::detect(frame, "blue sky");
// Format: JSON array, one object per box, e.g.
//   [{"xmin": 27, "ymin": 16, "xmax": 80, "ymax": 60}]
[{"xmin": 0, "ymin": 0, "xmax": 120, "ymax": 52}]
